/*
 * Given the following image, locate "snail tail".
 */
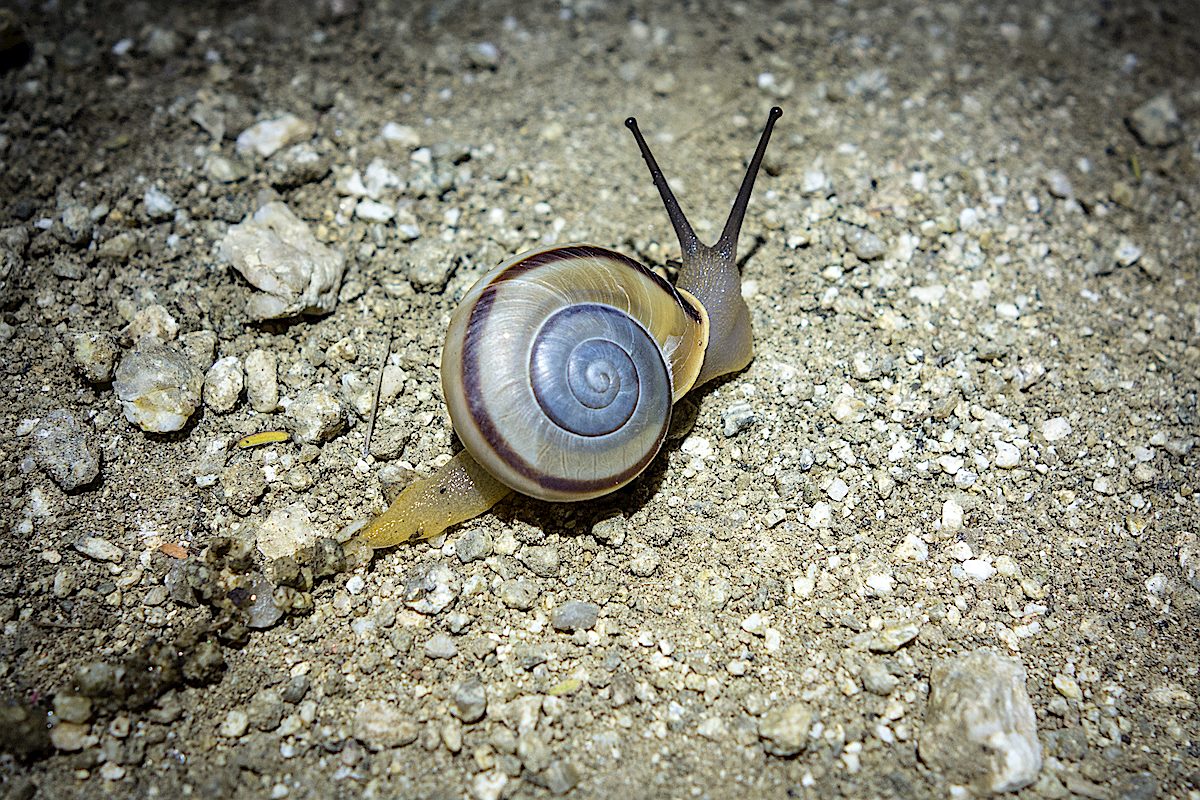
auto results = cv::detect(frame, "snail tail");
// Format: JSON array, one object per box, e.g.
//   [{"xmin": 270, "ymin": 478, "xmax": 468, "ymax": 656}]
[{"xmin": 359, "ymin": 451, "xmax": 511, "ymax": 548}]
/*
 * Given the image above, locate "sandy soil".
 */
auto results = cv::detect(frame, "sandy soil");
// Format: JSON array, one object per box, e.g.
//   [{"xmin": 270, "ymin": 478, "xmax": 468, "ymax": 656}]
[{"xmin": 1, "ymin": 0, "xmax": 1198, "ymax": 798}]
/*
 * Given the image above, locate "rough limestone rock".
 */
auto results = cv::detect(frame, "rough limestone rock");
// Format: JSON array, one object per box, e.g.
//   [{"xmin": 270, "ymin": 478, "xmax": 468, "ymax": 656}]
[
  {"xmin": 32, "ymin": 410, "xmax": 100, "ymax": 490},
  {"xmin": 219, "ymin": 202, "xmax": 345, "ymax": 320},
  {"xmin": 919, "ymin": 649, "xmax": 1042, "ymax": 793},
  {"xmin": 113, "ymin": 340, "xmax": 204, "ymax": 433}
]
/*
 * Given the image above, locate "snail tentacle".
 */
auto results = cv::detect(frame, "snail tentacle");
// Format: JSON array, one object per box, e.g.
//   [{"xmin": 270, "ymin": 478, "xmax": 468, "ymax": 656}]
[{"xmin": 628, "ymin": 107, "xmax": 782, "ymax": 386}]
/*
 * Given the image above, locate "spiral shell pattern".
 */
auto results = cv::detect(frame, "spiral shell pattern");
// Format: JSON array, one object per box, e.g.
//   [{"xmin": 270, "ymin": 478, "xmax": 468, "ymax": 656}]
[{"xmin": 442, "ymin": 245, "xmax": 709, "ymax": 502}]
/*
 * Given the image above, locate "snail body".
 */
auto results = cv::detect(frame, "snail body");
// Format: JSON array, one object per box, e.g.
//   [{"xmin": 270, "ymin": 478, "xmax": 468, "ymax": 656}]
[{"xmin": 363, "ymin": 107, "xmax": 782, "ymax": 548}]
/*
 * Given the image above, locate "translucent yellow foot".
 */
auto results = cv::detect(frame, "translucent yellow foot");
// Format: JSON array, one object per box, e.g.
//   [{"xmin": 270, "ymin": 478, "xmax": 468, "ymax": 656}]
[{"xmin": 359, "ymin": 451, "xmax": 511, "ymax": 548}]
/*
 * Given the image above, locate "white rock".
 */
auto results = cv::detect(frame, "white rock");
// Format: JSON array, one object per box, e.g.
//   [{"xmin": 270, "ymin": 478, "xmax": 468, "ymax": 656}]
[
  {"xmin": 353, "ymin": 700, "xmax": 418, "ymax": 750},
  {"xmin": 219, "ymin": 709, "xmax": 249, "ymax": 738},
  {"xmin": 364, "ymin": 159, "xmax": 403, "ymax": 197},
  {"xmin": 219, "ymin": 202, "xmax": 346, "ymax": 320},
  {"xmin": 32, "ymin": 410, "xmax": 100, "ymax": 491},
  {"xmin": 285, "ymin": 388, "xmax": 347, "ymax": 444},
  {"xmin": 962, "ymin": 558, "xmax": 996, "ymax": 581},
  {"xmin": 826, "ymin": 478, "xmax": 850, "ymax": 502},
  {"xmin": 255, "ymin": 502, "xmax": 324, "ymax": 560},
  {"xmin": 865, "ymin": 572, "xmax": 894, "ymax": 595},
  {"xmin": 802, "ymin": 169, "xmax": 828, "ymax": 194},
  {"xmin": 355, "ymin": 199, "xmax": 395, "ymax": 222},
  {"xmin": 74, "ymin": 536, "xmax": 124, "ymax": 562},
  {"xmin": 236, "ymin": 114, "xmax": 314, "ymax": 158},
  {"xmin": 113, "ymin": 340, "xmax": 204, "ymax": 432},
  {"xmin": 909, "ymin": 284, "xmax": 946, "ymax": 305},
  {"xmin": 918, "ymin": 649, "xmax": 1041, "ymax": 793},
  {"xmin": 143, "ymin": 187, "xmax": 175, "ymax": 219},
  {"xmin": 203, "ymin": 356, "xmax": 244, "ymax": 413},
  {"xmin": 1041, "ymin": 417, "xmax": 1071, "ymax": 441},
  {"xmin": 807, "ymin": 502, "xmax": 832, "ymax": 529},
  {"xmin": 381, "ymin": 122, "xmax": 421, "ymax": 148},
  {"xmin": 1128, "ymin": 92, "xmax": 1181, "ymax": 147},
  {"xmin": 830, "ymin": 394, "xmax": 867, "ymax": 423},
  {"xmin": 937, "ymin": 455, "xmax": 964, "ymax": 474},
  {"xmin": 122, "ymin": 304, "xmax": 178, "ymax": 342},
  {"xmin": 245, "ymin": 349, "xmax": 279, "ymax": 412},
  {"xmin": 1114, "ymin": 238, "xmax": 1142, "ymax": 268},
  {"xmin": 894, "ymin": 533, "xmax": 928, "ymax": 562},
  {"xmin": 942, "ymin": 498, "xmax": 964, "ymax": 530},
  {"xmin": 994, "ymin": 440, "xmax": 1021, "ymax": 468},
  {"xmin": 471, "ymin": 771, "xmax": 508, "ymax": 800},
  {"xmin": 72, "ymin": 331, "xmax": 120, "ymax": 383}
]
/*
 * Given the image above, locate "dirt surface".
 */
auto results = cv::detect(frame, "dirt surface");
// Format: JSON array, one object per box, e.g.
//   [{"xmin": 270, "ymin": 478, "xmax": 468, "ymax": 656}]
[{"xmin": 2, "ymin": 0, "xmax": 1198, "ymax": 798}]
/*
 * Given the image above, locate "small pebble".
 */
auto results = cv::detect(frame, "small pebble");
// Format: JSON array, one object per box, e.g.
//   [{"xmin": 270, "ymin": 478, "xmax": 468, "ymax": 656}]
[
  {"xmin": 245, "ymin": 349, "xmax": 280, "ymax": 412},
  {"xmin": 269, "ymin": 143, "xmax": 330, "ymax": 188},
  {"xmin": 404, "ymin": 563, "xmax": 461, "ymax": 615},
  {"xmin": 122, "ymin": 304, "xmax": 178, "ymax": 342},
  {"xmin": 285, "ymin": 388, "xmax": 348, "ymax": 444},
  {"xmin": 219, "ymin": 709, "xmax": 249, "ymax": 738},
  {"xmin": 142, "ymin": 187, "xmax": 175, "ymax": 220},
  {"xmin": 498, "ymin": 579, "xmax": 538, "ymax": 610},
  {"xmin": 74, "ymin": 536, "xmax": 123, "ymax": 563},
  {"xmin": 1128, "ymin": 92, "xmax": 1181, "ymax": 147},
  {"xmin": 52, "ymin": 694, "xmax": 92, "ymax": 724},
  {"xmin": 868, "ymin": 622, "xmax": 919, "ymax": 653},
  {"xmin": 722, "ymin": 402, "xmax": 756, "ymax": 437},
  {"xmin": 424, "ymin": 633, "xmax": 459, "ymax": 659},
  {"xmin": 72, "ymin": 332, "xmax": 119, "ymax": 383},
  {"xmin": 32, "ymin": 410, "xmax": 99, "ymax": 491},
  {"xmin": 1043, "ymin": 170, "xmax": 1073, "ymax": 199},
  {"xmin": 539, "ymin": 759, "xmax": 580, "ymax": 795},
  {"xmin": 1052, "ymin": 674, "xmax": 1082, "ymax": 701},
  {"xmin": 629, "ymin": 546, "xmax": 660, "ymax": 577},
  {"xmin": 452, "ymin": 675, "xmax": 487, "ymax": 723},
  {"xmin": 219, "ymin": 201, "xmax": 346, "ymax": 320},
  {"xmin": 918, "ymin": 649, "xmax": 1041, "ymax": 793},
  {"xmin": 519, "ymin": 545, "xmax": 560, "ymax": 577},
  {"xmin": 455, "ymin": 529, "xmax": 493, "ymax": 563},
  {"xmin": 962, "ymin": 559, "xmax": 996, "ymax": 581},
  {"xmin": 1114, "ymin": 238, "xmax": 1142, "ymax": 268},
  {"xmin": 1042, "ymin": 417, "xmax": 1071, "ymax": 441},
  {"xmin": 244, "ymin": 575, "xmax": 284, "ymax": 629},
  {"xmin": 113, "ymin": 340, "xmax": 203, "ymax": 433},
  {"xmin": 861, "ymin": 662, "xmax": 899, "ymax": 695},
  {"xmin": 942, "ymin": 498, "xmax": 964, "ymax": 530},
  {"xmin": 355, "ymin": 199, "xmax": 395, "ymax": 222},
  {"xmin": 994, "ymin": 441, "xmax": 1021, "ymax": 469},
  {"xmin": 381, "ymin": 122, "xmax": 420, "ymax": 147},
  {"xmin": 845, "ymin": 228, "xmax": 885, "ymax": 260},
  {"xmin": 203, "ymin": 356, "xmax": 244, "ymax": 413},
  {"xmin": 551, "ymin": 601, "xmax": 600, "ymax": 632},
  {"xmin": 236, "ymin": 114, "xmax": 315, "ymax": 158},
  {"xmin": 758, "ymin": 701, "xmax": 814, "ymax": 757},
  {"xmin": 352, "ymin": 700, "xmax": 418, "ymax": 749}
]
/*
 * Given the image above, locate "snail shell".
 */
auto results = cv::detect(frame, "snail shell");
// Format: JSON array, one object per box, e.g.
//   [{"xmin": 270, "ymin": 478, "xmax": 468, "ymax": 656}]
[
  {"xmin": 442, "ymin": 244, "xmax": 709, "ymax": 501},
  {"xmin": 361, "ymin": 107, "xmax": 781, "ymax": 548}
]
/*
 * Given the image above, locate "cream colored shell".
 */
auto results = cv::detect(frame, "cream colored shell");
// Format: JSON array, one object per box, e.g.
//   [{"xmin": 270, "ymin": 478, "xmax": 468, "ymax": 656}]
[{"xmin": 441, "ymin": 244, "xmax": 709, "ymax": 502}]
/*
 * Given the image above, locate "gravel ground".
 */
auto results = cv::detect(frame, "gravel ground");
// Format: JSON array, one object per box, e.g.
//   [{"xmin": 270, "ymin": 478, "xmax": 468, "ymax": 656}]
[{"xmin": 1, "ymin": 1, "xmax": 1198, "ymax": 798}]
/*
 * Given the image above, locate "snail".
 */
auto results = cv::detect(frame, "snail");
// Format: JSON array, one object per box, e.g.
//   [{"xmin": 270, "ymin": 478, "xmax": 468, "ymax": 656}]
[{"xmin": 361, "ymin": 106, "xmax": 783, "ymax": 548}]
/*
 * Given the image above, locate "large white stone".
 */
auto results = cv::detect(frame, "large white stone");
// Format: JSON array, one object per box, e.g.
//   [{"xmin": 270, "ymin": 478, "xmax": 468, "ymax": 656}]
[
  {"xmin": 919, "ymin": 649, "xmax": 1042, "ymax": 793},
  {"xmin": 219, "ymin": 202, "xmax": 346, "ymax": 320}
]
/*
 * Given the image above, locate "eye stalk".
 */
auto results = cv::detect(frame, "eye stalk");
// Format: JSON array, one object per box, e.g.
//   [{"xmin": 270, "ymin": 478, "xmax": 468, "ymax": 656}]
[{"xmin": 625, "ymin": 107, "xmax": 782, "ymax": 387}]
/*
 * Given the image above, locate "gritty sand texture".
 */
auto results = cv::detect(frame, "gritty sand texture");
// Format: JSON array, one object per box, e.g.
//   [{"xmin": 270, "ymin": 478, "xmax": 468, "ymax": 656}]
[{"xmin": 1, "ymin": 1, "xmax": 1198, "ymax": 797}]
